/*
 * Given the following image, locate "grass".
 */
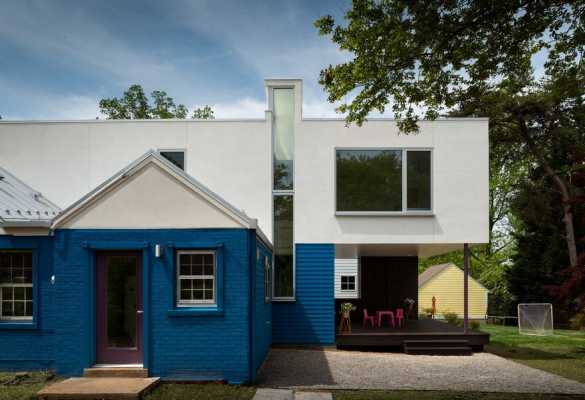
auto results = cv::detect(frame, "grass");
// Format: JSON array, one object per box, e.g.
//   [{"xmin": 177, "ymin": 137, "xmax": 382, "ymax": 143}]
[
  {"xmin": 0, "ymin": 371, "xmax": 56, "ymax": 400},
  {"xmin": 334, "ymin": 390, "xmax": 585, "ymax": 400},
  {"xmin": 143, "ymin": 382, "xmax": 256, "ymax": 400},
  {"xmin": 481, "ymin": 323, "xmax": 585, "ymax": 383}
]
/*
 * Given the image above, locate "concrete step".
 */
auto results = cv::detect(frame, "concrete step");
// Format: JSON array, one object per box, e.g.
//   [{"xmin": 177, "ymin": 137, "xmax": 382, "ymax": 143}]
[
  {"xmin": 84, "ymin": 367, "xmax": 148, "ymax": 378},
  {"xmin": 404, "ymin": 346, "xmax": 473, "ymax": 355},
  {"xmin": 295, "ymin": 391, "xmax": 333, "ymax": 400},
  {"xmin": 254, "ymin": 388, "xmax": 294, "ymax": 400},
  {"xmin": 37, "ymin": 377, "xmax": 159, "ymax": 400}
]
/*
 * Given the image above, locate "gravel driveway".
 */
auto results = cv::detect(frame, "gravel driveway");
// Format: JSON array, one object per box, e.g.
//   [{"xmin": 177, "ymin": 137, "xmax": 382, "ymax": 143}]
[{"xmin": 257, "ymin": 349, "xmax": 585, "ymax": 394}]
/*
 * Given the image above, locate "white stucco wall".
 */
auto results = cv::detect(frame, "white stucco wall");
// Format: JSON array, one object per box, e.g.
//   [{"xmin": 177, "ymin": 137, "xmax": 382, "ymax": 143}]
[
  {"xmin": 294, "ymin": 118, "xmax": 490, "ymax": 245},
  {"xmin": 0, "ymin": 119, "xmax": 272, "ymax": 236}
]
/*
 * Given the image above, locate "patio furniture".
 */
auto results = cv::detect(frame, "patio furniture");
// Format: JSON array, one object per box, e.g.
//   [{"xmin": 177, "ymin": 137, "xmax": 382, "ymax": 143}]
[
  {"xmin": 395, "ymin": 308, "xmax": 405, "ymax": 327},
  {"xmin": 363, "ymin": 309, "xmax": 377, "ymax": 328},
  {"xmin": 377, "ymin": 310, "xmax": 395, "ymax": 328}
]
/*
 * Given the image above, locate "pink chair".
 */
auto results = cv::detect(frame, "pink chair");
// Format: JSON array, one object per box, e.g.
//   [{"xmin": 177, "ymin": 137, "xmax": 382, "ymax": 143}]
[
  {"xmin": 395, "ymin": 308, "xmax": 405, "ymax": 328},
  {"xmin": 363, "ymin": 309, "xmax": 377, "ymax": 328}
]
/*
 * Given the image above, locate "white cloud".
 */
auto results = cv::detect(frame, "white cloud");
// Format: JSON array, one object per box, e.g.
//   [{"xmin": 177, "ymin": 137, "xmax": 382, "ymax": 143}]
[{"xmin": 195, "ymin": 97, "xmax": 266, "ymax": 119}]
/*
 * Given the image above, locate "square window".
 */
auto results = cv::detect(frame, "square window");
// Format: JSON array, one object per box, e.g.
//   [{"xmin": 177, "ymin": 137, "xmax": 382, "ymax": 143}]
[
  {"xmin": 176, "ymin": 251, "xmax": 216, "ymax": 307},
  {"xmin": 341, "ymin": 275, "xmax": 356, "ymax": 291},
  {"xmin": 0, "ymin": 251, "xmax": 33, "ymax": 321}
]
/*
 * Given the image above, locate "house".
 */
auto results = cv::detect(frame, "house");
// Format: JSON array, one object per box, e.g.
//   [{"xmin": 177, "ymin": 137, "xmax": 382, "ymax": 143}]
[
  {"xmin": 418, "ymin": 263, "xmax": 489, "ymax": 319},
  {"xmin": 0, "ymin": 79, "xmax": 489, "ymax": 381}
]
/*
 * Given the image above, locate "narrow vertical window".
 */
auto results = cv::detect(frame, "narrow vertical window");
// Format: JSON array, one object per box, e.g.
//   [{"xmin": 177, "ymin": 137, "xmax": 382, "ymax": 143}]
[
  {"xmin": 0, "ymin": 251, "xmax": 33, "ymax": 320},
  {"xmin": 406, "ymin": 150, "xmax": 431, "ymax": 210},
  {"xmin": 272, "ymin": 89, "xmax": 294, "ymax": 190},
  {"xmin": 273, "ymin": 195, "xmax": 293, "ymax": 298},
  {"xmin": 264, "ymin": 256, "xmax": 271, "ymax": 303},
  {"xmin": 272, "ymin": 86, "xmax": 295, "ymax": 299}
]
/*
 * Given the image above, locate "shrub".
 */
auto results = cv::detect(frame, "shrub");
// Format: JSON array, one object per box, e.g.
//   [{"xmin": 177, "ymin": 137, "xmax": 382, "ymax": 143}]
[
  {"xmin": 443, "ymin": 311, "xmax": 460, "ymax": 325},
  {"xmin": 570, "ymin": 312, "xmax": 585, "ymax": 330},
  {"xmin": 470, "ymin": 320, "xmax": 481, "ymax": 330}
]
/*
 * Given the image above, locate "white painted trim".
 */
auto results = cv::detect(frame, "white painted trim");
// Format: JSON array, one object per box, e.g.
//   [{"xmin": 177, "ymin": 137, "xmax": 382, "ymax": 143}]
[
  {"xmin": 92, "ymin": 364, "xmax": 144, "ymax": 368},
  {"xmin": 176, "ymin": 250, "xmax": 217, "ymax": 307},
  {"xmin": 0, "ymin": 119, "xmax": 266, "ymax": 124}
]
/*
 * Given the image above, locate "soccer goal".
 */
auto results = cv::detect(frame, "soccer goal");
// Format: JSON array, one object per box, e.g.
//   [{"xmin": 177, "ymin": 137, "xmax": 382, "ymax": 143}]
[{"xmin": 517, "ymin": 303, "xmax": 554, "ymax": 336}]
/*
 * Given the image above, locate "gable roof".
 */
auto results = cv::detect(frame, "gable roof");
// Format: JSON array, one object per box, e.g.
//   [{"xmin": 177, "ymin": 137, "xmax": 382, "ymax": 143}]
[
  {"xmin": 0, "ymin": 166, "xmax": 61, "ymax": 227},
  {"xmin": 418, "ymin": 262, "xmax": 488, "ymax": 291},
  {"xmin": 51, "ymin": 150, "xmax": 271, "ymax": 247}
]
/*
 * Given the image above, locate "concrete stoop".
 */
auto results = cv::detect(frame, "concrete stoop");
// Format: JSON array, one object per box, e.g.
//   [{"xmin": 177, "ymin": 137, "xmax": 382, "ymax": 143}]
[
  {"xmin": 253, "ymin": 388, "xmax": 332, "ymax": 400},
  {"xmin": 37, "ymin": 377, "xmax": 160, "ymax": 400}
]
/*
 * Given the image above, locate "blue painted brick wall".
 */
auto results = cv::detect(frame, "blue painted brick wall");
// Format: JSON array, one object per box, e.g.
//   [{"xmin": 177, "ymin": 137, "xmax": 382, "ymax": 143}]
[
  {"xmin": 50, "ymin": 228, "xmax": 255, "ymax": 383},
  {"xmin": 272, "ymin": 244, "xmax": 335, "ymax": 345},
  {"xmin": 0, "ymin": 235, "xmax": 55, "ymax": 371},
  {"xmin": 251, "ymin": 234, "xmax": 272, "ymax": 379}
]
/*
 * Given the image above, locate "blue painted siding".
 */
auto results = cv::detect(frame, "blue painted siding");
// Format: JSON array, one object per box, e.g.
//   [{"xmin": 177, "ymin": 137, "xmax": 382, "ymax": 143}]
[
  {"xmin": 251, "ymin": 234, "xmax": 272, "ymax": 379},
  {"xmin": 272, "ymin": 244, "xmax": 334, "ymax": 345},
  {"xmin": 0, "ymin": 235, "xmax": 55, "ymax": 371}
]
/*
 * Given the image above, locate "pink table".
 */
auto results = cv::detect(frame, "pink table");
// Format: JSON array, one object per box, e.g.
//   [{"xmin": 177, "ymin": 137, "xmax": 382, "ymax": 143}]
[{"xmin": 377, "ymin": 310, "xmax": 395, "ymax": 328}]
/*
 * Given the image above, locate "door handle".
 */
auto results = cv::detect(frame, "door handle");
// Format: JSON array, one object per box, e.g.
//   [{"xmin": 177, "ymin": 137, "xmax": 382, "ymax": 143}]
[{"xmin": 137, "ymin": 310, "xmax": 144, "ymax": 314}]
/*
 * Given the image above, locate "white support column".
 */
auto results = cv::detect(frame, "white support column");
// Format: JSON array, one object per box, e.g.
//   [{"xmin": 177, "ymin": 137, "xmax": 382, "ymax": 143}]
[{"xmin": 463, "ymin": 243, "xmax": 469, "ymax": 333}]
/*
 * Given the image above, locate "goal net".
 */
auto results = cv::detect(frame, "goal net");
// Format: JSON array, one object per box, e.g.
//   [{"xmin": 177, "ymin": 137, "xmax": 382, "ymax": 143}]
[{"xmin": 517, "ymin": 303, "xmax": 554, "ymax": 336}]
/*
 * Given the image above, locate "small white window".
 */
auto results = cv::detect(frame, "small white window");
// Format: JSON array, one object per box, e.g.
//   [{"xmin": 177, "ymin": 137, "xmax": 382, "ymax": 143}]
[
  {"xmin": 264, "ymin": 256, "xmax": 271, "ymax": 303},
  {"xmin": 177, "ymin": 251, "xmax": 216, "ymax": 306},
  {"xmin": 0, "ymin": 251, "xmax": 33, "ymax": 320},
  {"xmin": 340, "ymin": 275, "xmax": 356, "ymax": 291}
]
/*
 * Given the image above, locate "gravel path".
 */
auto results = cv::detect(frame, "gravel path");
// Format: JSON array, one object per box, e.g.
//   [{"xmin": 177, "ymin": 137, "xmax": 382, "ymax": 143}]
[{"xmin": 257, "ymin": 349, "xmax": 585, "ymax": 394}]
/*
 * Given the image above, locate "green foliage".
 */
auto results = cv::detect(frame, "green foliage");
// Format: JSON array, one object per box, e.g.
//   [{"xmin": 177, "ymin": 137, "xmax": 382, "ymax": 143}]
[
  {"xmin": 99, "ymin": 84, "xmax": 214, "ymax": 120},
  {"xmin": 192, "ymin": 105, "xmax": 215, "ymax": 120},
  {"xmin": 442, "ymin": 311, "xmax": 460, "ymax": 326},
  {"xmin": 470, "ymin": 320, "xmax": 481, "ymax": 331}
]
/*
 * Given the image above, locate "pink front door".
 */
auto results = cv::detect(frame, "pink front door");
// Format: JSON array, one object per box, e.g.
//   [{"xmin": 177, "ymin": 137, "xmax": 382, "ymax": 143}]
[{"xmin": 96, "ymin": 251, "xmax": 143, "ymax": 364}]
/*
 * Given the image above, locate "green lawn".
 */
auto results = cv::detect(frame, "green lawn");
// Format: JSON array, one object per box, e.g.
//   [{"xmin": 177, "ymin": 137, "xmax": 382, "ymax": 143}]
[
  {"xmin": 334, "ymin": 390, "xmax": 585, "ymax": 400},
  {"xmin": 144, "ymin": 382, "xmax": 256, "ymax": 400},
  {"xmin": 481, "ymin": 323, "xmax": 585, "ymax": 383},
  {"xmin": 0, "ymin": 371, "xmax": 56, "ymax": 400}
]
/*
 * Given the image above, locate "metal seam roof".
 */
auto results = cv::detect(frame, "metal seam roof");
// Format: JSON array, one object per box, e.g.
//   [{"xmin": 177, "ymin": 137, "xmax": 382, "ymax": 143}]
[{"xmin": 0, "ymin": 166, "xmax": 61, "ymax": 225}]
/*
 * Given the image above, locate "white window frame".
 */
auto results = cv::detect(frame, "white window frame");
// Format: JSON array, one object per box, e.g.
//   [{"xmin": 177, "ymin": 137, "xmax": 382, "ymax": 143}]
[
  {"xmin": 0, "ymin": 251, "xmax": 33, "ymax": 321},
  {"xmin": 264, "ymin": 256, "xmax": 271, "ymax": 303},
  {"xmin": 340, "ymin": 275, "xmax": 356, "ymax": 292},
  {"xmin": 176, "ymin": 250, "xmax": 216, "ymax": 307},
  {"xmin": 158, "ymin": 148, "xmax": 187, "ymax": 171},
  {"xmin": 334, "ymin": 147, "xmax": 434, "ymax": 216}
]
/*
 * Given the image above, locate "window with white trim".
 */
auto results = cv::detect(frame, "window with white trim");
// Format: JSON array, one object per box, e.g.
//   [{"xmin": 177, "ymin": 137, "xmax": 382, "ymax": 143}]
[
  {"xmin": 177, "ymin": 251, "xmax": 216, "ymax": 306},
  {"xmin": 340, "ymin": 275, "xmax": 356, "ymax": 291},
  {"xmin": 0, "ymin": 251, "xmax": 33, "ymax": 320},
  {"xmin": 264, "ymin": 256, "xmax": 271, "ymax": 303}
]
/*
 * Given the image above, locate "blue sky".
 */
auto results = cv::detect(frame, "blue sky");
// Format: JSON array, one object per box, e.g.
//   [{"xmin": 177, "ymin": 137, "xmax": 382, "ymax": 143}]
[{"xmin": 0, "ymin": 0, "xmax": 351, "ymax": 120}]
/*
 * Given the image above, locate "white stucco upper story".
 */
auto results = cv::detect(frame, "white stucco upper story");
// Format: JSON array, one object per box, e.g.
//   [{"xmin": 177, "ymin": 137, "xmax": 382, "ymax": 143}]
[{"xmin": 0, "ymin": 79, "xmax": 489, "ymax": 251}]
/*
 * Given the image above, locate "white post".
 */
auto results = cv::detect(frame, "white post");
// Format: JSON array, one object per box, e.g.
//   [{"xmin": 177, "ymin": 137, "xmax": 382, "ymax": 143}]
[{"xmin": 463, "ymin": 243, "xmax": 469, "ymax": 333}]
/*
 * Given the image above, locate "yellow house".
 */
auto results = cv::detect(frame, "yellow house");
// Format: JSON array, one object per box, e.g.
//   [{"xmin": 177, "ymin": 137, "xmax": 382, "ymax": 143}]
[{"xmin": 418, "ymin": 263, "xmax": 488, "ymax": 319}]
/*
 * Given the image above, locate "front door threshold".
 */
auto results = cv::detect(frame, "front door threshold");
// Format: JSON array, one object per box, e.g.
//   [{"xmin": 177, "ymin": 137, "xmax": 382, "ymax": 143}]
[{"xmin": 84, "ymin": 366, "xmax": 148, "ymax": 378}]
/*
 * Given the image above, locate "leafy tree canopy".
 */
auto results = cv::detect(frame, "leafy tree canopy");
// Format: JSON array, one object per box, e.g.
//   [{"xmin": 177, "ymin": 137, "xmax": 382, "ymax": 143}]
[{"xmin": 99, "ymin": 84, "xmax": 214, "ymax": 120}]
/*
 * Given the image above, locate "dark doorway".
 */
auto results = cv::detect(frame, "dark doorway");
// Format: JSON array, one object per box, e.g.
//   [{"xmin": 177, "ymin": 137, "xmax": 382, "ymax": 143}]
[{"xmin": 96, "ymin": 251, "xmax": 143, "ymax": 365}]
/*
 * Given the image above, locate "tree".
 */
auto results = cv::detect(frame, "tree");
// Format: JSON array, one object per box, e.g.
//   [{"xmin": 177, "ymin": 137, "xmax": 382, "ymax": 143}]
[
  {"xmin": 99, "ymin": 84, "xmax": 214, "ymax": 120},
  {"xmin": 316, "ymin": 1, "xmax": 584, "ymax": 267},
  {"xmin": 192, "ymin": 105, "xmax": 215, "ymax": 120}
]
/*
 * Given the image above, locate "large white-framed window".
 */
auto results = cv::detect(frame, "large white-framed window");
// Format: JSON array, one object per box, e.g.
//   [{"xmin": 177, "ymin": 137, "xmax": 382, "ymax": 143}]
[
  {"xmin": 0, "ymin": 251, "xmax": 33, "ymax": 321},
  {"xmin": 264, "ymin": 255, "xmax": 271, "ymax": 303},
  {"xmin": 159, "ymin": 148, "xmax": 186, "ymax": 170},
  {"xmin": 176, "ymin": 250, "xmax": 216, "ymax": 307},
  {"xmin": 335, "ymin": 148, "xmax": 433, "ymax": 215}
]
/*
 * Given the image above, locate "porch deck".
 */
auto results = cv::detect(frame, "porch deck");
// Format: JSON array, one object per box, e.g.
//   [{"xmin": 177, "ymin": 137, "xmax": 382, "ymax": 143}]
[{"xmin": 336, "ymin": 318, "xmax": 489, "ymax": 350}]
